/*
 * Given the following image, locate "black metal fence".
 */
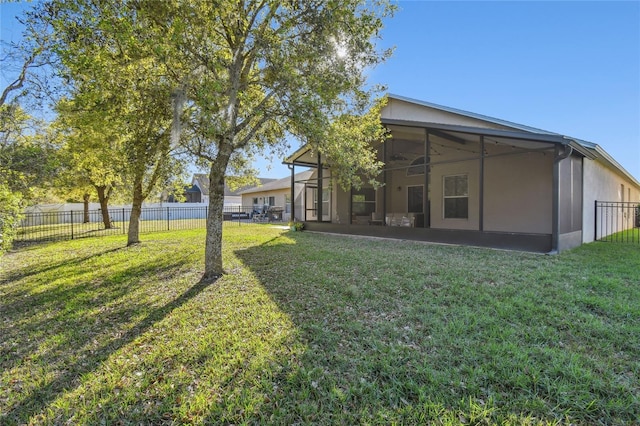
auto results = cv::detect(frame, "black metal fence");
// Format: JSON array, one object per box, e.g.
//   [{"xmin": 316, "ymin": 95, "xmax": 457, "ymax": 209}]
[
  {"xmin": 595, "ymin": 201, "xmax": 640, "ymax": 243},
  {"xmin": 15, "ymin": 205, "xmax": 286, "ymax": 244}
]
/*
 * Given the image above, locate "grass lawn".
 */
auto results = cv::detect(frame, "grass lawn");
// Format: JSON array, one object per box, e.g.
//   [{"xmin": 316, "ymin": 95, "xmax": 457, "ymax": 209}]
[{"xmin": 1, "ymin": 225, "xmax": 638, "ymax": 425}]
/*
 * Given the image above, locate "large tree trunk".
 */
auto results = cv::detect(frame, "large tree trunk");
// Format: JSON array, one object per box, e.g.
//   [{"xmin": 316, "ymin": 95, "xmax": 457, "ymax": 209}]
[
  {"xmin": 127, "ymin": 179, "xmax": 144, "ymax": 246},
  {"xmin": 83, "ymin": 193, "xmax": 90, "ymax": 223},
  {"xmin": 95, "ymin": 185, "xmax": 113, "ymax": 229},
  {"xmin": 204, "ymin": 156, "xmax": 229, "ymax": 279}
]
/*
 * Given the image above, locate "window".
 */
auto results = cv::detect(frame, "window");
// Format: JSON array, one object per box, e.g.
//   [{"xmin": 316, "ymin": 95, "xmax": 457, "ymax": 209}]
[
  {"xmin": 443, "ymin": 174, "xmax": 468, "ymax": 219},
  {"xmin": 252, "ymin": 197, "xmax": 258, "ymax": 205},
  {"xmin": 285, "ymin": 194, "xmax": 291, "ymax": 213},
  {"xmin": 407, "ymin": 185, "xmax": 423, "ymax": 213},
  {"xmin": 268, "ymin": 196, "xmax": 275, "ymax": 206},
  {"xmin": 352, "ymin": 188, "xmax": 375, "ymax": 215},
  {"xmin": 407, "ymin": 156, "xmax": 426, "ymax": 176}
]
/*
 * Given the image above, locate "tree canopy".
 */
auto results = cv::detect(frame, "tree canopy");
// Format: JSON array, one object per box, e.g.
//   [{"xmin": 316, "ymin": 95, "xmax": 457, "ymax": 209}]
[
  {"xmin": 139, "ymin": 0, "xmax": 396, "ymax": 278},
  {"xmin": 11, "ymin": 0, "xmax": 395, "ymax": 276}
]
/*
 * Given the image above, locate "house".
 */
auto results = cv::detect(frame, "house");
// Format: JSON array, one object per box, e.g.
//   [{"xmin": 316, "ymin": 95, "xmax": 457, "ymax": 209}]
[
  {"xmin": 166, "ymin": 184, "xmax": 202, "ymax": 203},
  {"xmin": 284, "ymin": 94, "xmax": 640, "ymax": 253},
  {"xmin": 238, "ymin": 170, "xmax": 314, "ymax": 222},
  {"xmin": 171, "ymin": 174, "xmax": 277, "ymax": 207}
]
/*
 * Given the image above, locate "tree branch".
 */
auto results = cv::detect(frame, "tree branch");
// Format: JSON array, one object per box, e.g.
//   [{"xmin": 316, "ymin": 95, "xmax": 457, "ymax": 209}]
[{"xmin": 0, "ymin": 50, "xmax": 39, "ymax": 106}]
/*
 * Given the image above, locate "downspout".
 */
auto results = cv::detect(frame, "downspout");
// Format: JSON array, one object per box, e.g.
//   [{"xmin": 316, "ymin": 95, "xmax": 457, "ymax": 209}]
[{"xmin": 550, "ymin": 144, "xmax": 573, "ymax": 254}]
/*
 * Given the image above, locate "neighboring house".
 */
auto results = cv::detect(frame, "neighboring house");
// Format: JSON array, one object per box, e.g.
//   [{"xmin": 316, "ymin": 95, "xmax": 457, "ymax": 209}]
[
  {"xmin": 284, "ymin": 94, "xmax": 640, "ymax": 253},
  {"xmin": 167, "ymin": 174, "xmax": 277, "ymax": 207},
  {"xmin": 238, "ymin": 170, "xmax": 314, "ymax": 222},
  {"xmin": 167, "ymin": 184, "xmax": 202, "ymax": 203}
]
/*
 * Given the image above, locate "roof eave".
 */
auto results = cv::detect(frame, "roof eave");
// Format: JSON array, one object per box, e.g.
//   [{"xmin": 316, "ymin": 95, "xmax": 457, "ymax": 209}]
[
  {"xmin": 381, "ymin": 118, "xmax": 569, "ymax": 145},
  {"xmin": 594, "ymin": 145, "xmax": 640, "ymax": 187},
  {"xmin": 284, "ymin": 145, "xmax": 312, "ymax": 165}
]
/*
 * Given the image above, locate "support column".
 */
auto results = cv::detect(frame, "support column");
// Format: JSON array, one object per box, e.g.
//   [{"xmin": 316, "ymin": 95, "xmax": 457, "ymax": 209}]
[
  {"xmin": 289, "ymin": 164, "xmax": 295, "ymax": 222},
  {"xmin": 552, "ymin": 144, "xmax": 573, "ymax": 252},
  {"xmin": 317, "ymin": 153, "xmax": 323, "ymax": 222},
  {"xmin": 424, "ymin": 130, "xmax": 430, "ymax": 228},
  {"xmin": 479, "ymin": 135, "xmax": 484, "ymax": 232},
  {"xmin": 382, "ymin": 138, "xmax": 387, "ymax": 225},
  {"xmin": 552, "ymin": 145, "xmax": 560, "ymax": 252},
  {"xmin": 348, "ymin": 186, "xmax": 353, "ymax": 225}
]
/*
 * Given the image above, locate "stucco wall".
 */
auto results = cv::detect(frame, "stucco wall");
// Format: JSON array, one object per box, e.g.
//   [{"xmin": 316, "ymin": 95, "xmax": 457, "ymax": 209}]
[
  {"xmin": 582, "ymin": 159, "xmax": 640, "ymax": 243},
  {"xmin": 334, "ymin": 184, "xmax": 350, "ymax": 224},
  {"xmin": 430, "ymin": 160, "xmax": 480, "ymax": 231},
  {"xmin": 382, "ymin": 98, "xmax": 514, "ymax": 131},
  {"xmin": 241, "ymin": 190, "xmax": 287, "ymax": 208},
  {"xmin": 483, "ymin": 151, "xmax": 553, "ymax": 234},
  {"xmin": 385, "ymin": 169, "xmax": 427, "ymax": 214},
  {"xmin": 241, "ymin": 185, "xmax": 306, "ymax": 222}
]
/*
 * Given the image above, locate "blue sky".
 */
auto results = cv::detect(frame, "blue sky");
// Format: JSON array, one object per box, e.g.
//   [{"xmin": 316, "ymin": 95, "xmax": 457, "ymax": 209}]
[
  {"xmin": 264, "ymin": 0, "xmax": 640, "ymax": 180},
  {"xmin": 2, "ymin": 1, "xmax": 639, "ymax": 180}
]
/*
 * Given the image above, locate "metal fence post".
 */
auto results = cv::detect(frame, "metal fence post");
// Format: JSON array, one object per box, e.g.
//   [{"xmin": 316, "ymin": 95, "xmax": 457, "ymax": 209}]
[
  {"xmin": 71, "ymin": 210, "xmax": 74, "ymax": 240},
  {"xmin": 594, "ymin": 200, "xmax": 598, "ymax": 241},
  {"xmin": 167, "ymin": 207, "xmax": 170, "ymax": 231},
  {"xmin": 123, "ymin": 209, "xmax": 126, "ymax": 234}
]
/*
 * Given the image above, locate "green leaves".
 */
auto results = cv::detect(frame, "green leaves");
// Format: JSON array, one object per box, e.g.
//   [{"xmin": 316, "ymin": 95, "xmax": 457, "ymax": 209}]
[
  {"xmin": 33, "ymin": 0, "xmax": 395, "ymax": 273},
  {"xmin": 320, "ymin": 97, "xmax": 389, "ymax": 191}
]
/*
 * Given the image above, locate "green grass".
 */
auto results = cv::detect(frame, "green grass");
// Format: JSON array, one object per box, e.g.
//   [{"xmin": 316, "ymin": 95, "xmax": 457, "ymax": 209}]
[{"xmin": 1, "ymin": 225, "xmax": 638, "ymax": 425}]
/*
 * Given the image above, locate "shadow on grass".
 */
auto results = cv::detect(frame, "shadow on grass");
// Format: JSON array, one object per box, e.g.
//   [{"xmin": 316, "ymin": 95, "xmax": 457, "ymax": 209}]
[
  {"xmin": 232, "ymin": 231, "xmax": 640, "ymax": 424},
  {"xmin": 231, "ymin": 232, "xmax": 450, "ymax": 423},
  {"xmin": 1, "ymin": 246, "xmax": 126, "ymax": 287},
  {"xmin": 2, "ymin": 248, "xmax": 217, "ymax": 424}
]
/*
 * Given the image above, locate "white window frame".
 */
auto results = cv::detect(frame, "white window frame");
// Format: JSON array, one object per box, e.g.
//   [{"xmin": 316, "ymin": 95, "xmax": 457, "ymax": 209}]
[{"xmin": 443, "ymin": 174, "xmax": 468, "ymax": 219}]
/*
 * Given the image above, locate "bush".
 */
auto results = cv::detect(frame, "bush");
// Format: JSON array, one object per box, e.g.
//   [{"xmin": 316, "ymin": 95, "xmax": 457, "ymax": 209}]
[{"xmin": 0, "ymin": 183, "xmax": 23, "ymax": 254}]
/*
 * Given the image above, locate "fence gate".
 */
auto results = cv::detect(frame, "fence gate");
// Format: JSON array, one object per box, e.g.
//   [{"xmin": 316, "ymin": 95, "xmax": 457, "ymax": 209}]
[{"xmin": 595, "ymin": 201, "xmax": 640, "ymax": 243}]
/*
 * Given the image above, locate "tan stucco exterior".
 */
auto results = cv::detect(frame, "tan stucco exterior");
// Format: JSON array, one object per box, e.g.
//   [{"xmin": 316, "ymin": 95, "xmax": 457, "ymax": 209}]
[
  {"xmin": 239, "ymin": 171, "xmax": 313, "ymax": 222},
  {"xmin": 582, "ymin": 158, "xmax": 640, "ymax": 243},
  {"xmin": 382, "ymin": 98, "xmax": 514, "ymax": 131},
  {"xmin": 483, "ymin": 151, "xmax": 553, "ymax": 234},
  {"xmin": 286, "ymin": 94, "xmax": 640, "ymax": 252}
]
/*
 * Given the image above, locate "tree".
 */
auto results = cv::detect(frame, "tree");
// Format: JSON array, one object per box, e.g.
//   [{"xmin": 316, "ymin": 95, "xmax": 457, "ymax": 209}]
[
  {"xmin": 0, "ymin": 104, "xmax": 59, "ymax": 253},
  {"xmin": 40, "ymin": 0, "xmax": 184, "ymax": 244},
  {"xmin": 35, "ymin": 0, "xmax": 393, "ymax": 277},
  {"xmin": 144, "ymin": 0, "xmax": 395, "ymax": 278},
  {"xmin": 55, "ymin": 98, "xmax": 126, "ymax": 229},
  {"xmin": 0, "ymin": 1, "xmax": 74, "ymax": 253}
]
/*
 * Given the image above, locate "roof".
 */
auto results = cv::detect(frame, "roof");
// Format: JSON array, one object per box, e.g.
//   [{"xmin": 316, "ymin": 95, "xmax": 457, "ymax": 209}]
[
  {"xmin": 387, "ymin": 93, "xmax": 561, "ymax": 136},
  {"xmin": 237, "ymin": 170, "xmax": 315, "ymax": 195},
  {"xmin": 191, "ymin": 174, "xmax": 277, "ymax": 196},
  {"xmin": 285, "ymin": 94, "xmax": 639, "ymax": 187}
]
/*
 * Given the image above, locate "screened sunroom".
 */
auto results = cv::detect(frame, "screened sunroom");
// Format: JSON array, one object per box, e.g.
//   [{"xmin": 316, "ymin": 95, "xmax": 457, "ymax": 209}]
[{"xmin": 284, "ymin": 95, "xmax": 610, "ymax": 253}]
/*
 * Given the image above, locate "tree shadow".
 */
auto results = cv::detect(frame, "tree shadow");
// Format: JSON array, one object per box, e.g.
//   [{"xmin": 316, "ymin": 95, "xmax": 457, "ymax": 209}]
[
  {"xmin": 2, "ymin": 246, "xmax": 217, "ymax": 424},
  {"xmin": 1, "ymin": 246, "xmax": 127, "ymax": 287},
  {"xmin": 229, "ymin": 232, "xmax": 637, "ymax": 424},
  {"xmin": 229, "ymin": 232, "xmax": 436, "ymax": 423}
]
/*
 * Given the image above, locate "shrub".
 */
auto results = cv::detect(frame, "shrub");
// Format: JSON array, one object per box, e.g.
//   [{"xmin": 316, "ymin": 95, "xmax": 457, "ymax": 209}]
[{"xmin": 0, "ymin": 183, "xmax": 23, "ymax": 254}]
